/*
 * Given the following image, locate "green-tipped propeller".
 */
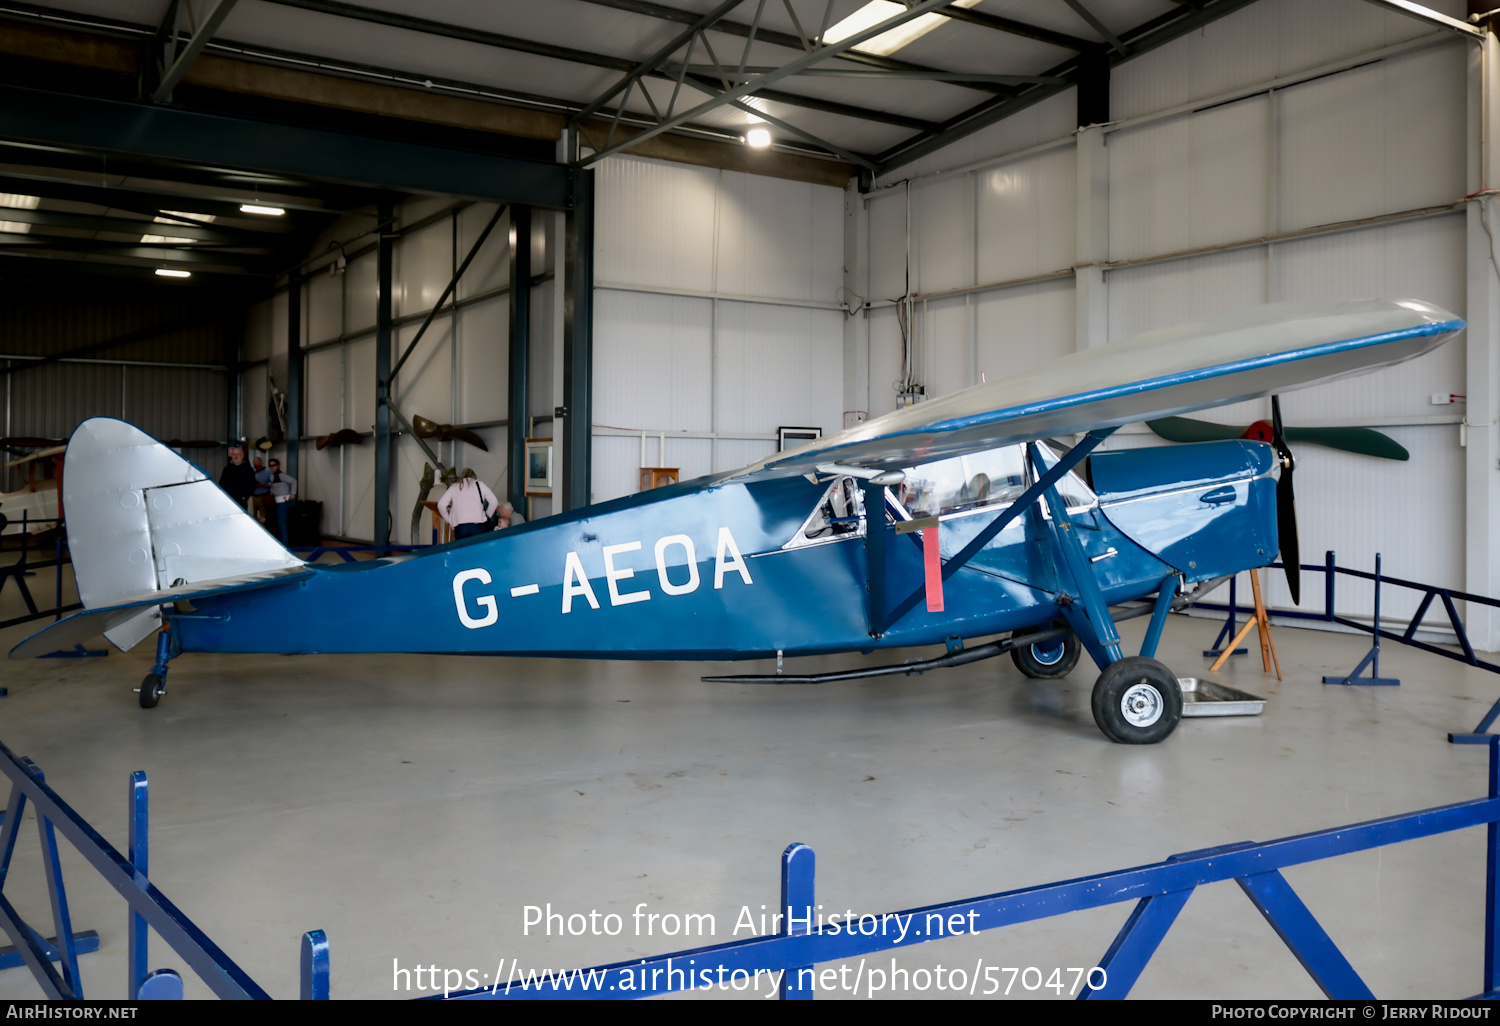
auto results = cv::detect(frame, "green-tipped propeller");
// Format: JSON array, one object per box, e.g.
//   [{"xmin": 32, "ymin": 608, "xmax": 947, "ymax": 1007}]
[{"xmin": 1145, "ymin": 416, "xmax": 1408, "ymax": 461}]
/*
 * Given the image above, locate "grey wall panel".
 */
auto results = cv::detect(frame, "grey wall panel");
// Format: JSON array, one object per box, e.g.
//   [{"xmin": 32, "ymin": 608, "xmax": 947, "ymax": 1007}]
[
  {"xmin": 240, "ymin": 369, "xmax": 268, "ymax": 446},
  {"xmin": 345, "ymin": 337, "xmax": 376, "ymax": 440},
  {"xmin": 9, "ymin": 362, "xmax": 121, "ymax": 440},
  {"xmin": 911, "ymin": 173, "xmax": 973, "ymax": 295},
  {"xmin": 124, "ymin": 365, "xmax": 226, "ymax": 445},
  {"xmin": 342, "ymin": 438, "xmax": 374, "ymax": 541},
  {"xmin": 867, "ymin": 306, "xmax": 904, "ymax": 419},
  {"xmin": 919, "ymin": 295, "xmax": 971, "ymax": 401},
  {"xmin": 305, "ymin": 346, "xmax": 343, "ymax": 438},
  {"xmin": 868, "ymin": 191, "xmax": 909, "ymax": 302}
]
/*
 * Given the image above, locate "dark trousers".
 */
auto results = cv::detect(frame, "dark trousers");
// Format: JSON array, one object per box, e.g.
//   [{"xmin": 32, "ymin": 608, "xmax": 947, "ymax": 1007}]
[{"xmin": 454, "ymin": 522, "xmax": 488, "ymax": 539}]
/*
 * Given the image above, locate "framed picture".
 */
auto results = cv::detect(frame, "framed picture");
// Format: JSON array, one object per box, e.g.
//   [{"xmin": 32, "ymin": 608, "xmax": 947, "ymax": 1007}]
[
  {"xmin": 525, "ymin": 439, "xmax": 553, "ymax": 496},
  {"xmin": 778, "ymin": 426, "xmax": 822, "ymax": 452}
]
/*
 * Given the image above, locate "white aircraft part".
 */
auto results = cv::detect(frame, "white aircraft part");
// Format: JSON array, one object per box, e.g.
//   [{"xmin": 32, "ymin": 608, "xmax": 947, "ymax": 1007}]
[
  {"xmin": 738, "ymin": 299, "xmax": 1463, "ymax": 475},
  {"xmin": 0, "ymin": 485, "xmax": 58, "ymax": 534},
  {"xmin": 64, "ymin": 418, "xmax": 303, "ymax": 652}
]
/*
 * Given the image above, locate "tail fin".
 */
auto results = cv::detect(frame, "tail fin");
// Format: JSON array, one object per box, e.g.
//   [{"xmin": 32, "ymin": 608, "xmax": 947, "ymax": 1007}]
[{"xmin": 65, "ymin": 418, "xmax": 303, "ymax": 651}]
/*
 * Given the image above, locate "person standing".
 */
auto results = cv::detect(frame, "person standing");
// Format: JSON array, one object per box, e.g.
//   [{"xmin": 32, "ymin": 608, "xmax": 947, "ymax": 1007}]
[
  {"xmin": 436, "ymin": 471, "xmax": 500, "ymax": 540},
  {"xmin": 218, "ymin": 445, "xmax": 257, "ymax": 513},
  {"xmin": 265, "ymin": 457, "xmax": 297, "ymax": 545}
]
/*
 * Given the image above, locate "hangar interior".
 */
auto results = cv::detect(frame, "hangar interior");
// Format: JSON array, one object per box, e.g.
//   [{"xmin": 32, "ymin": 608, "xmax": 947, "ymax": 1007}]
[{"xmin": 0, "ymin": 0, "xmax": 1498, "ymax": 1002}]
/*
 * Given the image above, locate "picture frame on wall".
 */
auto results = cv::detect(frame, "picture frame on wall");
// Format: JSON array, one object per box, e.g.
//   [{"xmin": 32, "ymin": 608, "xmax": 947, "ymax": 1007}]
[
  {"xmin": 777, "ymin": 426, "xmax": 822, "ymax": 452},
  {"xmin": 525, "ymin": 439, "xmax": 553, "ymax": 496}
]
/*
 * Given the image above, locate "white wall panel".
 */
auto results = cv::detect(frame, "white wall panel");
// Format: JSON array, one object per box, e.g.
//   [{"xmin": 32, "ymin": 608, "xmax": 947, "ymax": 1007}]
[
  {"xmin": 1109, "ymin": 95, "xmax": 1270, "ymax": 261},
  {"xmin": 919, "ymin": 295, "xmax": 971, "ymax": 400},
  {"xmin": 911, "ymin": 174, "xmax": 972, "ymax": 294},
  {"xmin": 1111, "ymin": 0, "xmax": 1463, "ymax": 122},
  {"xmin": 715, "ymin": 301, "xmax": 841, "ymax": 436},
  {"xmin": 345, "ymin": 337, "xmax": 375, "ymax": 439},
  {"xmin": 868, "ymin": 191, "xmax": 908, "ymax": 301},
  {"xmin": 867, "ymin": 306, "xmax": 904, "ymax": 419},
  {"xmin": 457, "ymin": 295, "xmax": 509, "ymax": 425},
  {"xmin": 974, "ymin": 278, "xmax": 1075, "ymax": 383},
  {"xmin": 241, "ymin": 370, "xmax": 267, "ymax": 446},
  {"xmin": 299, "ymin": 444, "xmax": 340, "ymax": 529},
  {"xmin": 975, "ymin": 146, "xmax": 1075, "ymax": 283},
  {"xmin": 342, "ymin": 437, "xmax": 374, "ymax": 541},
  {"xmin": 873, "ymin": 89, "xmax": 1076, "ymax": 187},
  {"xmin": 595, "ymin": 157, "xmax": 718, "ymax": 291},
  {"xmin": 716, "ymin": 171, "xmax": 842, "ymax": 302},
  {"xmin": 1264, "ymin": 424, "xmax": 1465, "ymax": 618},
  {"xmin": 398, "ymin": 219, "xmax": 453, "ymax": 320},
  {"xmin": 1107, "ymin": 247, "xmax": 1269, "ymax": 426},
  {"xmin": 305, "ymin": 346, "xmax": 343, "ymax": 438},
  {"xmin": 457, "ymin": 203, "xmax": 510, "ymax": 300},
  {"xmin": 1279, "ymin": 45, "xmax": 1465, "ymax": 233},
  {"xmin": 344, "ymin": 251, "xmax": 377, "ymax": 333},
  {"xmin": 593, "ymin": 289, "xmax": 712, "ymax": 431},
  {"xmin": 306, "ymin": 270, "xmax": 341, "ymax": 345},
  {"xmin": 1271, "ymin": 214, "xmax": 1466, "ymax": 423},
  {"xmin": 392, "ymin": 318, "xmax": 452, "ymax": 426}
]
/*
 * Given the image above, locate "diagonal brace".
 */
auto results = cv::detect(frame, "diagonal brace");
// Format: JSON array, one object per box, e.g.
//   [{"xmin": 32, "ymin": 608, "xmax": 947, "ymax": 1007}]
[
  {"xmin": 150, "ymin": 0, "xmax": 241, "ymax": 102},
  {"xmin": 1237, "ymin": 869, "xmax": 1374, "ymax": 999}
]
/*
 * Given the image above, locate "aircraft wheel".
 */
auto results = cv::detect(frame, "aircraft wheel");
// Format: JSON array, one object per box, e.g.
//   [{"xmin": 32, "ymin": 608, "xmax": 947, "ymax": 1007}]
[
  {"xmin": 137, "ymin": 673, "xmax": 165, "ymax": 710},
  {"xmin": 1091, "ymin": 657, "xmax": 1181, "ymax": 745},
  {"xmin": 1009, "ymin": 627, "xmax": 1080, "ymax": 679}
]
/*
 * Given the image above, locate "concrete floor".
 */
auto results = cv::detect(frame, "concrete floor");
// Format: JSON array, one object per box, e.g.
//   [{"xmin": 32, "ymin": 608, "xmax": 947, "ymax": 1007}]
[{"xmin": 0, "ymin": 565, "xmax": 1496, "ymax": 1000}]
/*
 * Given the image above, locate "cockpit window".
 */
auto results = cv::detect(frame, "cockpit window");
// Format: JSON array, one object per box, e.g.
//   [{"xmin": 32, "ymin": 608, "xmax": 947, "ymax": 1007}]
[
  {"xmin": 784, "ymin": 476, "xmax": 867, "ymax": 548},
  {"xmin": 894, "ymin": 443, "xmax": 1095, "ymax": 520}
]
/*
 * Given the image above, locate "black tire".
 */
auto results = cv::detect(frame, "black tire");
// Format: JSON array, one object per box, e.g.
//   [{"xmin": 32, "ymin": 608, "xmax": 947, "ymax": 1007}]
[
  {"xmin": 138, "ymin": 673, "xmax": 164, "ymax": 710},
  {"xmin": 1090, "ymin": 656, "xmax": 1182, "ymax": 744},
  {"xmin": 1009, "ymin": 627, "xmax": 1081, "ymax": 679}
]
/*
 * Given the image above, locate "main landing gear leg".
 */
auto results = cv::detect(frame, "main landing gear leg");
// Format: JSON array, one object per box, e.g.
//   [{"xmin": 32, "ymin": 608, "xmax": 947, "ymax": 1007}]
[
  {"xmin": 1029, "ymin": 442, "xmax": 1184, "ymax": 744},
  {"xmin": 135, "ymin": 627, "xmax": 176, "ymax": 710}
]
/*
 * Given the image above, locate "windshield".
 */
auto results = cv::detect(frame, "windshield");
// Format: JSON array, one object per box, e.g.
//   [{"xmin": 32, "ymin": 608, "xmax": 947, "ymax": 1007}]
[{"xmin": 894, "ymin": 443, "xmax": 1094, "ymax": 520}]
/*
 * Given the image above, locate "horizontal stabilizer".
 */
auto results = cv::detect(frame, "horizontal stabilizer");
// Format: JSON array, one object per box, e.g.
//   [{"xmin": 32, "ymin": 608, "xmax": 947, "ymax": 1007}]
[
  {"xmin": 9, "ymin": 567, "xmax": 310, "ymax": 660},
  {"xmin": 740, "ymin": 299, "xmax": 1462, "ymax": 474}
]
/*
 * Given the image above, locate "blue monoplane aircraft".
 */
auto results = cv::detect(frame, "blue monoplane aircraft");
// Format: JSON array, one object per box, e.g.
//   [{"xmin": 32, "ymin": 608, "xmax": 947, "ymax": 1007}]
[{"xmin": 10, "ymin": 299, "xmax": 1466, "ymax": 744}]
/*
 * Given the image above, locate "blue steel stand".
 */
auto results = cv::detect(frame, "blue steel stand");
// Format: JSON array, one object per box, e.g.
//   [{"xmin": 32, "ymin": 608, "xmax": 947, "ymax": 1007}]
[
  {"xmin": 1203, "ymin": 576, "xmax": 1250, "ymax": 658},
  {"xmin": 1324, "ymin": 553, "xmax": 1399, "ymax": 686},
  {"xmin": 779, "ymin": 845, "xmax": 814, "ymax": 1000}
]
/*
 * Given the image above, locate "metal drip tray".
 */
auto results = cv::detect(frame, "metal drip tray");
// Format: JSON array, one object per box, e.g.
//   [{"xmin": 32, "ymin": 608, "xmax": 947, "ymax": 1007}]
[{"xmin": 1177, "ymin": 677, "xmax": 1265, "ymax": 717}]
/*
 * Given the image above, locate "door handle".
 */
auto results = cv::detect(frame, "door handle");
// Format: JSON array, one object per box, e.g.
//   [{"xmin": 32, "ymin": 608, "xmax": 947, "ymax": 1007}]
[{"xmin": 1198, "ymin": 486, "xmax": 1236, "ymax": 506}]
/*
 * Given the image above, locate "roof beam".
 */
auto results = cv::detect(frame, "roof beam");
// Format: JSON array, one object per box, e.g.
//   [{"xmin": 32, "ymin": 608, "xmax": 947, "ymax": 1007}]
[
  {"xmin": 0, "ymin": 171, "xmax": 307, "ymax": 227},
  {"xmin": 0, "ymin": 206, "xmax": 253, "ymax": 243},
  {"xmin": 0, "ymin": 81, "xmax": 575, "ymax": 209},
  {"xmin": 147, "ymin": 0, "xmax": 241, "ymax": 102},
  {"xmin": 1058, "ymin": 0, "xmax": 1128, "ymax": 56},
  {"xmin": 580, "ymin": 0, "xmax": 959, "ymax": 165},
  {"xmin": 1356, "ymin": 0, "xmax": 1486, "ymax": 38}
]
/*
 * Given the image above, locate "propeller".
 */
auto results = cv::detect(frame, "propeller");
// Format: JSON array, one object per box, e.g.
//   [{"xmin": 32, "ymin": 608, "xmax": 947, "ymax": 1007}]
[
  {"xmin": 1145, "ymin": 416, "xmax": 1407, "ymax": 460},
  {"xmin": 412, "ymin": 415, "xmax": 488, "ymax": 452},
  {"xmin": 1270, "ymin": 395, "xmax": 1300, "ymax": 605}
]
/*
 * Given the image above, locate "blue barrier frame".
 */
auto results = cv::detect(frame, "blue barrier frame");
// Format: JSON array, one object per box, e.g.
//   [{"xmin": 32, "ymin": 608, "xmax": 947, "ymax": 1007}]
[
  {"xmin": 0, "ymin": 739, "xmax": 329, "ymax": 1000},
  {"xmin": 440, "ymin": 738, "xmax": 1500, "ymax": 1001}
]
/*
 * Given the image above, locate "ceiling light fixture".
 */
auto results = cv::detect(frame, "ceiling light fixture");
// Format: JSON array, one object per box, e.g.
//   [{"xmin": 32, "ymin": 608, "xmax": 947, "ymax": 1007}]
[
  {"xmin": 154, "ymin": 268, "xmax": 191, "ymax": 278},
  {"xmin": 822, "ymin": 0, "xmax": 983, "ymax": 57},
  {"xmin": 239, "ymin": 204, "xmax": 285, "ymax": 216},
  {"xmin": 745, "ymin": 127, "xmax": 773, "ymax": 148}
]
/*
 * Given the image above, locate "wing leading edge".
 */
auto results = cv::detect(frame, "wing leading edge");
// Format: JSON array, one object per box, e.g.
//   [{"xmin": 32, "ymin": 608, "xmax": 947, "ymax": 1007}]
[{"xmin": 740, "ymin": 299, "xmax": 1463, "ymax": 475}]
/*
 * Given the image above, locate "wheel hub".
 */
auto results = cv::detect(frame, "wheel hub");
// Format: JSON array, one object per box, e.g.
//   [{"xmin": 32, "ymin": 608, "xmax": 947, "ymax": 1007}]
[
  {"xmin": 1030, "ymin": 640, "xmax": 1066, "ymax": 665},
  {"xmin": 1120, "ymin": 682, "xmax": 1163, "ymax": 727}
]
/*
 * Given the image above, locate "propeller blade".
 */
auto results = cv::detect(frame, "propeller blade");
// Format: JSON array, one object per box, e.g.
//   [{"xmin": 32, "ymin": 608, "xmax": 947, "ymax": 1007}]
[
  {"xmin": 1271, "ymin": 396, "xmax": 1300, "ymax": 605},
  {"xmin": 1144, "ymin": 417, "xmax": 1245, "ymax": 443},
  {"xmin": 1283, "ymin": 426, "xmax": 1408, "ymax": 461}
]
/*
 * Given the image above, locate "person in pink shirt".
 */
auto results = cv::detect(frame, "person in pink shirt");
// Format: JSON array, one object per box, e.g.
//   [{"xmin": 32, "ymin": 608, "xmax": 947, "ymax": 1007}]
[{"xmin": 436, "ymin": 471, "xmax": 500, "ymax": 540}]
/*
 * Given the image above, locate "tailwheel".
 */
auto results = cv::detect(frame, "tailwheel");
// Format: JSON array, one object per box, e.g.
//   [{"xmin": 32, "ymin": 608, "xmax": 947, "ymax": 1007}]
[
  {"xmin": 1009, "ymin": 626, "xmax": 1081, "ymax": 679},
  {"xmin": 136, "ymin": 673, "xmax": 165, "ymax": 710},
  {"xmin": 1090, "ymin": 656, "xmax": 1182, "ymax": 744}
]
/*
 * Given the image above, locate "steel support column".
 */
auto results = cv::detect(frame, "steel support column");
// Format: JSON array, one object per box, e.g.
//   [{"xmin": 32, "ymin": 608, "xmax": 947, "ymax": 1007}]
[
  {"xmin": 562, "ymin": 171, "xmax": 594, "ymax": 511},
  {"xmin": 286, "ymin": 267, "xmax": 302, "ymax": 481},
  {"xmin": 508, "ymin": 205, "xmax": 532, "ymax": 507},
  {"xmin": 374, "ymin": 203, "xmax": 394, "ymax": 545}
]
